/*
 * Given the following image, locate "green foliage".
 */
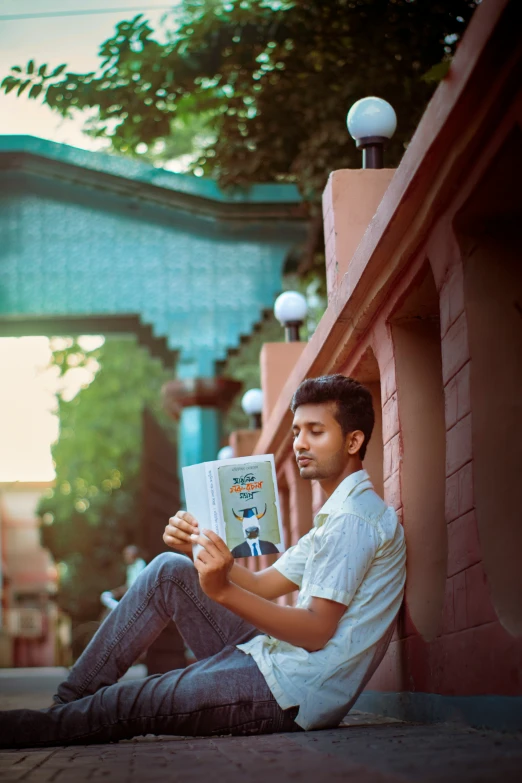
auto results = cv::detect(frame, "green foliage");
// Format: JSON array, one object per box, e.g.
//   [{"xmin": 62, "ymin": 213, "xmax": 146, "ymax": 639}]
[
  {"xmin": 221, "ymin": 274, "xmax": 326, "ymax": 432},
  {"xmin": 39, "ymin": 337, "xmax": 176, "ymax": 628},
  {"xmin": 222, "ymin": 312, "xmax": 284, "ymax": 433},
  {"xmin": 2, "ymin": 0, "xmax": 479, "ymax": 203},
  {"xmin": 421, "ymin": 59, "xmax": 453, "ymax": 84}
]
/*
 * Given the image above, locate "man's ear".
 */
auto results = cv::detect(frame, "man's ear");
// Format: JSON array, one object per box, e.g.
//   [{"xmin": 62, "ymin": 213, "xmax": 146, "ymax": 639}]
[{"xmin": 347, "ymin": 430, "xmax": 365, "ymax": 456}]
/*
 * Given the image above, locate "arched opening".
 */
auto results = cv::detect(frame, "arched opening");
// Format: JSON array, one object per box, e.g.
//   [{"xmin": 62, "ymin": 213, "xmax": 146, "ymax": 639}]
[
  {"xmin": 391, "ymin": 264, "xmax": 447, "ymax": 641},
  {"xmin": 454, "ymin": 127, "xmax": 522, "ymax": 636}
]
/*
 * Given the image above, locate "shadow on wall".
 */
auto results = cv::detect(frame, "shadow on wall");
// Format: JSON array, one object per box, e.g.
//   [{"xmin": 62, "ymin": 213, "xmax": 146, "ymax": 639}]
[
  {"xmin": 454, "ymin": 126, "xmax": 522, "ymax": 638},
  {"xmin": 390, "ymin": 265, "xmax": 447, "ymax": 642},
  {"xmin": 352, "ymin": 348, "xmax": 384, "ymax": 499}
]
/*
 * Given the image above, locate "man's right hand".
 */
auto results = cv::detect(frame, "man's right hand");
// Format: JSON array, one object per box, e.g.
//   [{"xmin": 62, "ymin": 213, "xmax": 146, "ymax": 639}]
[{"xmin": 163, "ymin": 510, "xmax": 199, "ymax": 556}]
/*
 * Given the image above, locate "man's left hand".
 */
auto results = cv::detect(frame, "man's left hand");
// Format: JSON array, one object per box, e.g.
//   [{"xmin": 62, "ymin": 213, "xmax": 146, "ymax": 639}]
[{"xmin": 191, "ymin": 529, "xmax": 234, "ymax": 601}]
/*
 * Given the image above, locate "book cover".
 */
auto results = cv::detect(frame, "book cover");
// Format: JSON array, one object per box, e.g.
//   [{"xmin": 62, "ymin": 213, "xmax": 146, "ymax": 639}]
[{"xmin": 182, "ymin": 454, "xmax": 284, "ymax": 559}]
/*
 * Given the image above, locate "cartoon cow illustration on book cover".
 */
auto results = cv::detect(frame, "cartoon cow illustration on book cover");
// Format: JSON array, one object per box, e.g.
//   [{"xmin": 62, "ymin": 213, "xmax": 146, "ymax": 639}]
[{"xmin": 230, "ymin": 504, "xmax": 279, "ymax": 558}]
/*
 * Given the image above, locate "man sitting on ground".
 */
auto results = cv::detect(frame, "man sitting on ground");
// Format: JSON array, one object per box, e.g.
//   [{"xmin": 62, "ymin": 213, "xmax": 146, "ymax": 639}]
[{"xmin": 0, "ymin": 375, "xmax": 406, "ymax": 747}]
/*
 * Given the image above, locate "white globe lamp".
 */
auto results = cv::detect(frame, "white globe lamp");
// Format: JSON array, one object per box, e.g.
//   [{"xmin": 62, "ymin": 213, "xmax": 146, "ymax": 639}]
[
  {"xmin": 274, "ymin": 291, "xmax": 308, "ymax": 342},
  {"xmin": 217, "ymin": 445, "xmax": 234, "ymax": 460},
  {"xmin": 241, "ymin": 388, "xmax": 263, "ymax": 430},
  {"xmin": 347, "ymin": 97, "xmax": 397, "ymax": 169}
]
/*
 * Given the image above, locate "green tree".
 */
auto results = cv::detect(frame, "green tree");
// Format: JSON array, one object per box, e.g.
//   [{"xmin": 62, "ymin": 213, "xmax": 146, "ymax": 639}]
[
  {"xmin": 222, "ymin": 274, "xmax": 327, "ymax": 432},
  {"xmin": 39, "ymin": 337, "xmax": 176, "ymax": 631},
  {"xmin": 3, "ymin": 0, "xmax": 479, "ymax": 207}
]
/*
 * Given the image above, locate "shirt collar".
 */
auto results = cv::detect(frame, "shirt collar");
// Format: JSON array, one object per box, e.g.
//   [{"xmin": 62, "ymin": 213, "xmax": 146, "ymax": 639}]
[{"xmin": 314, "ymin": 469, "xmax": 372, "ymax": 526}]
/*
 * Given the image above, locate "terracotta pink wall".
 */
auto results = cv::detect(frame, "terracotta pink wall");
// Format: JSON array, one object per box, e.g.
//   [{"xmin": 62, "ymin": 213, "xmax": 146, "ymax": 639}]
[
  {"xmin": 367, "ymin": 113, "xmax": 522, "ymax": 696},
  {"xmin": 391, "ymin": 269, "xmax": 447, "ymax": 643},
  {"xmin": 272, "ymin": 111, "xmax": 522, "ymax": 697},
  {"xmin": 453, "ymin": 128, "xmax": 522, "ymax": 638},
  {"xmin": 248, "ymin": 1, "xmax": 522, "ymax": 699}
]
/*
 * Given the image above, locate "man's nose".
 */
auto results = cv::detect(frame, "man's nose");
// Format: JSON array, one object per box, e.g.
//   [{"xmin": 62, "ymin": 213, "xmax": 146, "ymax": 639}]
[{"xmin": 294, "ymin": 431, "xmax": 309, "ymax": 452}]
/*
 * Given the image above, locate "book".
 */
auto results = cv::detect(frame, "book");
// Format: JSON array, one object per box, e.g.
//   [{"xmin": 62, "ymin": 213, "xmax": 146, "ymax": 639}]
[{"xmin": 182, "ymin": 454, "xmax": 285, "ymax": 559}]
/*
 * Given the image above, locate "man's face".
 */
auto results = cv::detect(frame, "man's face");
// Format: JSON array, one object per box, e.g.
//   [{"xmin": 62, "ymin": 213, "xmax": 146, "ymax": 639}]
[{"xmin": 292, "ymin": 402, "xmax": 349, "ymax": 481}]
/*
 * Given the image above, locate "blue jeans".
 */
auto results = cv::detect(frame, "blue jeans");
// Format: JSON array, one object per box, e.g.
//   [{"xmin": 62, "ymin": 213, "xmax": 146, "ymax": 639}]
[{"xmin": 0, "ymin": 553, "xmax": 300, "ymax": 748}]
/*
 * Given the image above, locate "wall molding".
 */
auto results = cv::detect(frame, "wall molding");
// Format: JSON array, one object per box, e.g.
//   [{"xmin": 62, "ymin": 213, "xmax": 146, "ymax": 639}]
[{"xmin": 354, "ymin": 690, "xmax": 522, "ymax": 732}]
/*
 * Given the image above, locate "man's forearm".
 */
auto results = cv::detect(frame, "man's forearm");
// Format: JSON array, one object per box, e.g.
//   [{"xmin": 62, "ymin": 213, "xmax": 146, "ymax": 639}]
[
  {"xmin": 229, "ymin": 562, "xmax": 296, "ymax": 600},
  {"xmin": 216, "ymin": 582, "xmax": 328, "ymax": 652},
  {"xmin": 229, "ymin": 562, "xmax": 260, "ymax": 593}
]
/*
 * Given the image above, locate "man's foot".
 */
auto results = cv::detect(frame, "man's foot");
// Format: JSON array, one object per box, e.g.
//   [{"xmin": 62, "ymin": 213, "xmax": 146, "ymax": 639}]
[{"xmin": 0, "ymin": 707, "xmax": 57, "ymax": 749}]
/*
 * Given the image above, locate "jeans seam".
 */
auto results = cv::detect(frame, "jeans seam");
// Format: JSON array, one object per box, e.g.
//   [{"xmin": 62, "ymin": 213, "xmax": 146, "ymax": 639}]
[
  {"xmin": 49, "ymin": 700, "xmax": 279, "ymax": 743},
  {"xmin": 77, "ymin": 573, "xmax": 229, "ymax": 696}
]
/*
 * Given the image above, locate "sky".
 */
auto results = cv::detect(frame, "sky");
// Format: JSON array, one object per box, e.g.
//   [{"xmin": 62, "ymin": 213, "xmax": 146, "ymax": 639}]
[
  {"xmin": 0, "ymin": 0, "xmax": 173, "ymax": 147},
  {"xmin": 0, "ymin": 1, "xmax": 176, "ymax": 482},
  {"xmin": 0, "ymin": 336, "xmax": 103, "ymax": 481}
]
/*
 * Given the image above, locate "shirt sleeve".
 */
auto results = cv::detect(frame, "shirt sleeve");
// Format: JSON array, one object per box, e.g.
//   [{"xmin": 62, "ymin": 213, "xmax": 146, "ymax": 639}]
[
  {"xmin": 307, "ymin": 514, "xmax": 380, "ymax": 607},
  {"xmin": 272, "ymin": 529, "xmax": 313, "ymax": 588}
]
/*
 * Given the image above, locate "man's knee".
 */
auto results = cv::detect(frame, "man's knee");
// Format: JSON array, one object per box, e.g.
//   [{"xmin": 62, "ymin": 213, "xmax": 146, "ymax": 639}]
[{"xmin": 149, "ymin": 551, "xmax": 195, "ymax": 579}]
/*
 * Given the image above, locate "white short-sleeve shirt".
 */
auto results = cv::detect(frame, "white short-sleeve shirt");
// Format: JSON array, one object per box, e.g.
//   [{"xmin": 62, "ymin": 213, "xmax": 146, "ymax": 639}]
[{"xmin": 237, "ymin": 470, "xmax": 406, "ymax": 730}]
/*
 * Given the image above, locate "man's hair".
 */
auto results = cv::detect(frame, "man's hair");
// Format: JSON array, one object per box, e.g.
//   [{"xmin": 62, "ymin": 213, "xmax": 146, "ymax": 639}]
[{"xmin": 290, "ymin": 374, "xmax": 375, "ymax": 460}]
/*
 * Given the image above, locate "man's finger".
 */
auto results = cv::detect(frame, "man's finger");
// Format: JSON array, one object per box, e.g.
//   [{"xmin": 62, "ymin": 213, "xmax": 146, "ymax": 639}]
[
  {"xmin": 195, "ymin": 549, "xmax": 211, "ymax": 566},
  {"xmin": 165, "ymin": 522, "xmax": 192, "ymax": 541},
  {"xmin": 169, "ymin": 516, "xmax": 198, "ymax": 534},
  {"xmin": 164, "ymin": 532, "xmax": 182, "ymax": 546},
  {"xmin": 175, "ymin": 510, "xmax": 198, "ymax": 525},
  {"xmin": 168, "ymin": 518, "xmax": 192, "ymax": 534},
  {"xmin": 191, "ymin": 534, "xmax": 219, "ymax": 558},
  {"xmin": 201, "ymin": 529, "xmax": 230, "ymax": 556},
  {"xmin": 165, "ymin": 519, "xmax": 189, "ymax": 534},
  {"xmin": 191, "ymin": 534, "xmax": 221, "ymax": 560},
  {"xmin": 166, "ymin": 534, "xmax": 191, "ymax": 547}
]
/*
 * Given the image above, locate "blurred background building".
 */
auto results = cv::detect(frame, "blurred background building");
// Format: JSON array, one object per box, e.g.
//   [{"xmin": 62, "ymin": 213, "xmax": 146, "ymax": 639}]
[{"xmin": 0, "ymin": 482, "xmax": 71, "ymax": 667}]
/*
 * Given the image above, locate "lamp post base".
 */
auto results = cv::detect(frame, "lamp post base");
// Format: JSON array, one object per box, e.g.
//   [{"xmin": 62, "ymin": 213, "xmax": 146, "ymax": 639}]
[
  {"xmin": 284, "ymin": 322, "xmax": 302, "ymax": 342},
  {"xmin": 355, "ymin": 136, "xmax": 389, "ymax": 170},
  {"xmin": 250, "ymin": 413, "xmax": 262, "ymax": 430}
]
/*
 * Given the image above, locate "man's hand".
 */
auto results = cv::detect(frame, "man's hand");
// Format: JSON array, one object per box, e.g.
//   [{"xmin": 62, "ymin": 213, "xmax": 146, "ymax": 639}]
[
  {"xmin": 164, "ymin": 510, "xmax": 199, "ymax": 556},
  {"xmin": 191, "ymin": 529, "xmax": 234, "ymax": 601}
]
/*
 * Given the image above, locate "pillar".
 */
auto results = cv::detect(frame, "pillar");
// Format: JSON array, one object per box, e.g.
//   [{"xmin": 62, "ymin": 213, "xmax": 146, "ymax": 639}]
[
  {"xmin": 323, "ymin": 168, "xmax": 395, "ymax": 299},
  {"xmin": 163, "ymin": 376, "xmax": 242, "ymax": 478}
]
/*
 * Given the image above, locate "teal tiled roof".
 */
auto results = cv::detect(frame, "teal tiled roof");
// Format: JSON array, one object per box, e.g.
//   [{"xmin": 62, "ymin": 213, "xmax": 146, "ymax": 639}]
[{"xmin": 0, "ymin": 135, "xmax": 307, "ymax": 375}]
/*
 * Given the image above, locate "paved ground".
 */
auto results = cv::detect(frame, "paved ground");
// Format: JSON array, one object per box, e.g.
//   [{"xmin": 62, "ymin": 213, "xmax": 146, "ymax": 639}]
[{"xmin": 1, "ymin": 669, "xmax": 521, "ymax": 783}]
